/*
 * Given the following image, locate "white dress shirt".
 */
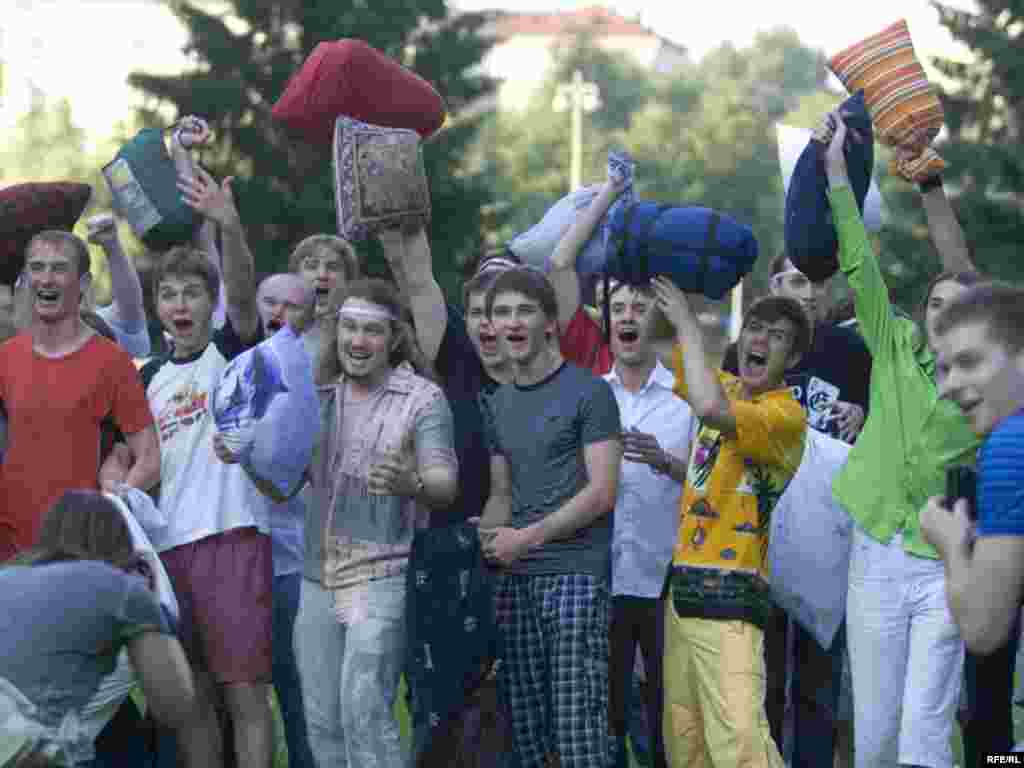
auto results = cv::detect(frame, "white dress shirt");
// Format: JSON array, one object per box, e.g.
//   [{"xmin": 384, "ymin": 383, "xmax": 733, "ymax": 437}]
[{"xmin": 605, "ymin": 360, "xmax": 694, "ymax": 598}]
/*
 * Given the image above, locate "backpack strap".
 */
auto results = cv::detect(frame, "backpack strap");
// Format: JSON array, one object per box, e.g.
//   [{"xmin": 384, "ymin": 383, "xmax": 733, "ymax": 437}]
[
  {"xmin": 636, "ymin": 204, "xmax": 671, "ymax": 283},
  {"xmin": 698, "ymin": 212, "xmax": 722, "ymax": 296}
]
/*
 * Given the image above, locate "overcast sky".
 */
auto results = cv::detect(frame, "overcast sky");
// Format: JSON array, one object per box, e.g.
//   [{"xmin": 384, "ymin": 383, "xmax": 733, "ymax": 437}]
[{"xmin": 0, "ymin": 0, "xmax": 978, "ymax": 139}]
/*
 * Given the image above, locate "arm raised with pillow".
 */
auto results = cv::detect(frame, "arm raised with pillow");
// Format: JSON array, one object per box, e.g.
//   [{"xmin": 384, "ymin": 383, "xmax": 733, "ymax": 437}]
[
  {"xmin": 918, "ymin": 175, "xmax": 976, "ymax": 274},
  {"xmin": 379, "ymin": 220, "xmax": 448, "ymax": 364},
  {"xmin": 824, "ymin": 112, "xmax": 896, "ymax": 359},
  {"xmin": 170, "ymin": 117, "xmax": 228, "ymax": 326},
  {"xmin": 549, "ymin": 174, "xmax": 628, "ymax": 334}
]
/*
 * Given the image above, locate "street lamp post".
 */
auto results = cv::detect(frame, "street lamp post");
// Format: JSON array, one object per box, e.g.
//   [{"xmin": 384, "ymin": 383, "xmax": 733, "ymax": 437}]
[{"xmin": 553, "ymin": 69, "xmax": 601, "ymax": 191}]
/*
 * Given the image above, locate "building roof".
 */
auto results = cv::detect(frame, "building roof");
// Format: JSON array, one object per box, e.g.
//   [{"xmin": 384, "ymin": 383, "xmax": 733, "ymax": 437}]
[{"xmin": 488, "ymin": 6, "xmax": 658, "ymax": 40}]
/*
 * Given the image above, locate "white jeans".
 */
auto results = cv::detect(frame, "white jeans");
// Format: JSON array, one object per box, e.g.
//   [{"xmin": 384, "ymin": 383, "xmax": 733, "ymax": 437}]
[
  {"xmin": 293, "ymin": 576, "xmax": 408, "ymax": 768},
  {"xmin": 846, "ymin": 527, "xmax": 964, "ymax": 768}
]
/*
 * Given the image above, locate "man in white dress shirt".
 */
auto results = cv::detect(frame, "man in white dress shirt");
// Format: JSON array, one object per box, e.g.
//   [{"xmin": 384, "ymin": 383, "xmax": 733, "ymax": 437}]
[{"xmin": 602, "ymin": 280, "xmax": 693, "ymax": 768}]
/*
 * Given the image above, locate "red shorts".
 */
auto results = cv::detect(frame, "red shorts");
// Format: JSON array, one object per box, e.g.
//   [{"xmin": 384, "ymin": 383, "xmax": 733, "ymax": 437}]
[{"xmin": 161, "ymin": 526, "xmax": 273, "ymax": 685}]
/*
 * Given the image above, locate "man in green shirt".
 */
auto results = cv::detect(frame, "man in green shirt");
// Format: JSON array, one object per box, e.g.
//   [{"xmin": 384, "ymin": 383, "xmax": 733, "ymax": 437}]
[{"xmin": 824, "ymin": 112, "xmax": 979, "ymax": 768}]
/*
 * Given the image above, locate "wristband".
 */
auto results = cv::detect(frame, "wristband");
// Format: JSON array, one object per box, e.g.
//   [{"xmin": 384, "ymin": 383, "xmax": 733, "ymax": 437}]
[{"xmin": 918, "ymin": 175, "xmax": 943, "ymax": 194}]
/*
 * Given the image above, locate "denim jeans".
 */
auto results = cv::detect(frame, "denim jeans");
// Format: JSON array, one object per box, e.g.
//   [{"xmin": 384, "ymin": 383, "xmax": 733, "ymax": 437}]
[
  {"xmin": 293, "ymin": 576, "xmax": 408, "ymax": 768},
  {"xmin": 786, "ymin": 620, "xmax": 846, "ymax": 768},
  {"xmin": 846, "ymin": 528, "xmax": 964, "ymax": 768},
  {"xmin": 274, "ymin": 572, "xmax": 315, "ymax": 768},
  {"xmin": 961, "ymin": 613, "xmax": 1020, "ymax": 767}
]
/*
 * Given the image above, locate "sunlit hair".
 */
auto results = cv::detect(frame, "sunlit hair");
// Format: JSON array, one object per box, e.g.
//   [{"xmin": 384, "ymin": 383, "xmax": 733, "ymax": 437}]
[
  {"xmin": 151, "ymin": 245, "xmax": 220, "ymax": 302},
  {"xmin": 315, "ymin": 278, "xmax": 434, "ymax": 385},
  {"xmin": 288, "ymin": 235, "xmax": 361, "ymax": 284},
  {"xmin": 25, "ymin": 230, "xmax": 91, "ymax": 279},
  {"xmin": 933, "ymin": 281, "xmax": 1024, "ymax": 355},
  {"xmin": 742, "ymin": 295, "xmax": 812, "ymax": 362},
  {"xmin": 5, "ymin": 490, "xmax": 139, "ymax": 571},
  {"xmin": 484, "ymin": 267, "xmax": 559, "ymax": 322}
]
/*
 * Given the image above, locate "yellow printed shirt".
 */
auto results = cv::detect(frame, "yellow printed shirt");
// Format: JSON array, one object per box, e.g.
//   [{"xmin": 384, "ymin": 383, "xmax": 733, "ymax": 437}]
[{"xmin": 669, "ymin": 348, "xmax": 806, "ymax": 628}]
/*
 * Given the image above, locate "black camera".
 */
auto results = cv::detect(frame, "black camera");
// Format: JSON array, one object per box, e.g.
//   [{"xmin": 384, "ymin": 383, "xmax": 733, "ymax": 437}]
[{"xmin": 945, "ymin": 465, "xmax": 978, "ymax": 523}]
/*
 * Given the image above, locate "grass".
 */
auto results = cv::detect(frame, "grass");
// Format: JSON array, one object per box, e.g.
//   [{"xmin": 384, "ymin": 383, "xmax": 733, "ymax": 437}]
[{"xmin": 170, "ymin": 673, "xmax": 1024, "ymax": 767}]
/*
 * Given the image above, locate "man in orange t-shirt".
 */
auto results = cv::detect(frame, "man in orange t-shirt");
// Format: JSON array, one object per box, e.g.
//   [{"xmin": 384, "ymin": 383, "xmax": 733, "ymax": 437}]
[{"xmin": 0, "ymin": 231, "xmax": 159, "ymax": 559}]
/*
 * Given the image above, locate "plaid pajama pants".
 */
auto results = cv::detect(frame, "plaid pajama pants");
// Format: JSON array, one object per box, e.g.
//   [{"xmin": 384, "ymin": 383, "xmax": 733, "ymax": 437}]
[{"xmin": 495, "ymin": 572, "xmax": 612, "ymax": 768}]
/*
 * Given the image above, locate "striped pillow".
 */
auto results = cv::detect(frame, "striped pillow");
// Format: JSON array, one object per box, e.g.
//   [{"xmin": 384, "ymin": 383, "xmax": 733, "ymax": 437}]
[{"xmin": 828, "ymin": 20, "xmax": 945, "ymax": 182}]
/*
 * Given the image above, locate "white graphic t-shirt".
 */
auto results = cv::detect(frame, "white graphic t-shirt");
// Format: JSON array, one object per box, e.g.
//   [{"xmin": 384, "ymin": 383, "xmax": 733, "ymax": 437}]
[{"xmin": 140, "ymin": 321, "xmax": 265, "ymax": 552}]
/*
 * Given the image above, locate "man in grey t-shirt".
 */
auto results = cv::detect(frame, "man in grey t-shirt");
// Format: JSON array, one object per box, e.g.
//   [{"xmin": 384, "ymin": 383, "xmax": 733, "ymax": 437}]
[{"xmin": 480, "ymin": 268, "xmax": 622, "ymax": 768}]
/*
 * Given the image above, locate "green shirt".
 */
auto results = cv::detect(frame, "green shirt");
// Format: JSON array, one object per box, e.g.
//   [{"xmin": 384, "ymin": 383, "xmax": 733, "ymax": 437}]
[{"xmin": 828, "ymin": 185, "xmax": 979, "ymax": 558}]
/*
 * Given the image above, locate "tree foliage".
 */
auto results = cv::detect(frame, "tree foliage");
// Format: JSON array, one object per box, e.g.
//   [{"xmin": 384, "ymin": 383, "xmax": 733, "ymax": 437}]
[
  {"xmin": 128, "ymin": 0, "xmax": 496, "ymax": 300},
  {"xmin": 931, "ymin": 0, "xmax": 1024, "ymax": 286}
]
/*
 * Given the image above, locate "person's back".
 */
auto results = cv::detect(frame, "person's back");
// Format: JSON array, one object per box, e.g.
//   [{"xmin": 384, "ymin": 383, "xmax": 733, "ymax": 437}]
[{"xmin": 0, "ymin": 561, "xmax": 165, "ymax": 731}]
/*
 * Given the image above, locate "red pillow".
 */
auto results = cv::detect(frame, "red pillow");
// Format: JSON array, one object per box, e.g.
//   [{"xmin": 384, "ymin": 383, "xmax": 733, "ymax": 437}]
[
  {"xmin": 0, "ymin": 182, "xmax": 92, "ymax": 285},
  {"xmin": 272, "ymin": 39, "xmax": 446, "ymax": 147}
]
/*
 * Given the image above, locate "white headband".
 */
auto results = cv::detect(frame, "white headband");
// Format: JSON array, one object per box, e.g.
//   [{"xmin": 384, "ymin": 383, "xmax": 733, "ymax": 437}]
[
  {"xmin": 474, "ymin": 257, "xmax": 519, "ymax": 278},
  {"xmin": 337, "ymin": 298, "xmax": 396, "ymax": 323}
]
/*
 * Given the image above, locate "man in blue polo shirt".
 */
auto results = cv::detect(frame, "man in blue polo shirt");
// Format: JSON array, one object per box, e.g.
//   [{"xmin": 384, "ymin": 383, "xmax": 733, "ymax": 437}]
[{"xmin": 921, "ymin": 281, "xmax": 1024, "ymax": 756}]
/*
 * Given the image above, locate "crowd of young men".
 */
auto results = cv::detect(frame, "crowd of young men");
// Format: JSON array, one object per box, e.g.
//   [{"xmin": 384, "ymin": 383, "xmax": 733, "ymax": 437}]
[{"xmin": 2, "ymin": 108, "xmax": 1024, "ymax": 768}]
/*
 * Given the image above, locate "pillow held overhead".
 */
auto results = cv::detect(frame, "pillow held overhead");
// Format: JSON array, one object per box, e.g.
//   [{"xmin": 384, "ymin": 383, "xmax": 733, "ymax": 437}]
[
  {"xmin": 828, "ymin": 19, "xmax": 945, "ymax": 182},
  {"xmin": 783, "ymin": 91, "xmax": 874, "ymax": 282},
  {"xmin": 0, "ymin": 182, "xmax": 92, "ymax": 286},
  {"xmin": 605, "ymin": 201, "xmax": 758, "ymax": 301},
  {"xmin": 103, "ymin": 128, "xmax": 200, "ymax": 252},
  {"xmin": 273, "ymin": 39, "xmax": 447, "ymax": 147},
  {"xmin": 333, "ymin": 116, "xmax": 431, "ymax": 241}
]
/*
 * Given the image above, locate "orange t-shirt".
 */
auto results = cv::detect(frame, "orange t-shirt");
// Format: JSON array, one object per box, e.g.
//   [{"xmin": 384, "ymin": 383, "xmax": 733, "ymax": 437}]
[{"xmin": 0, "ymin": 333, "xmax": 154, "ymax": 557}]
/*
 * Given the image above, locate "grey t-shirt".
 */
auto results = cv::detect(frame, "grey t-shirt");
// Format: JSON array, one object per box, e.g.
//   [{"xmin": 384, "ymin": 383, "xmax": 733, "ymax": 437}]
[
  {"xmin": 0, "ymin": 561, "xmax": 167, "ymax": 729},
  {"xmin": 486, "ymin": 362, "xmax": 621, "ymax": 578}
]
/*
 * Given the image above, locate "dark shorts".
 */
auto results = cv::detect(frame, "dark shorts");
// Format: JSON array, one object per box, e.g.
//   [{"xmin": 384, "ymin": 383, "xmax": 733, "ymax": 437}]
[{"xmin": 161, "ymin": 526, "xmax": 273, "ymax": 685}]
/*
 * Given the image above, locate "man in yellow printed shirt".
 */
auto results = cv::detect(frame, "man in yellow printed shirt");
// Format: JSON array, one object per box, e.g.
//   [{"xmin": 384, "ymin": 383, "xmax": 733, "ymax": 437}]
[{"xmin": 652, "ymin": 277, "xmax": 810, "ymax": 768}]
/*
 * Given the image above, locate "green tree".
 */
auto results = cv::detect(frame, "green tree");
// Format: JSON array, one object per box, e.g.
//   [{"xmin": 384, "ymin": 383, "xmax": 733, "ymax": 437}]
[
  {"xmin": 128, "ymin": 0, "xmax": 496, "ymax": 300},
  {"xmin": 0, "ymin": 93, "xmax": 143, "ymax": 303},
  {"xmin": 931, "ymin": 0, "xmax": 1024, "ymax": 285}
]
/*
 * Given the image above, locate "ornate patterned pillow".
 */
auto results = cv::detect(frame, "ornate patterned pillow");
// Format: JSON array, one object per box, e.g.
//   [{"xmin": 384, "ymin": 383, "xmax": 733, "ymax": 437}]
[
  {"xmin": 332, "ymin": 116, "xmax": 431, "ymax": 241},
  {"xmin": 828, "ymin": 19, "xmax": 945, "ymax": 182},
  {"xmin": 0, "ymin": 182, "xmax": 92, "ymax": 286}
]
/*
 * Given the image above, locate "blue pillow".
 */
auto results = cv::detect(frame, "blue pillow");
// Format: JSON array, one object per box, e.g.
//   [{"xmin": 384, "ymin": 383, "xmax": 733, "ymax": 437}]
[
  {"xmin": 784, "ymin": 91, "xmax": 874, "ymax": 282},
  {"xmin": 605, "ymin": 202, "xmax": 759, "ymax": 300}
]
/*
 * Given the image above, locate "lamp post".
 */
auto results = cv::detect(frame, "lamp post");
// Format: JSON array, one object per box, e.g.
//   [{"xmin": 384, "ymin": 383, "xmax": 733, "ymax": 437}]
[{"xmin": 553, "ymin": 69, "xmax": 601, "ymax": 191}]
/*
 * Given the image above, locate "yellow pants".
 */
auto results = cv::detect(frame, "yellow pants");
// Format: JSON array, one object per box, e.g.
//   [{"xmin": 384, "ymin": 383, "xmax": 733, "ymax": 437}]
[{"xmin": 662, "ymin": 606, "xmax": 783, "ymax": 768}]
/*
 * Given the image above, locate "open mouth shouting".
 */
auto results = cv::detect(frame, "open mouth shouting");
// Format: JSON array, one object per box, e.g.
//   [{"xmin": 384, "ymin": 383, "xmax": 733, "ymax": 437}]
[
  {"xmin": 616, "ymin": 327, "xmax": 640, "ymax": 350},
  {"xmin": 314, "ymin": 286, "xmax": 331, "ymax": 306},
  {"xmin": 741, "ymin": 350, "xmax": 769, "ymax": 380},
  {"xmin": 266, "ymin": 319, "xmax": 284, "ymax": 335},
  {"xmin": 172, "ymin": 317, "xmax": 195, "ymax": 335},
  {"xmin": 503, "ymin": 330, "xmax": 528, "ymax": 353},
  {"xmin": 477, "ymin": 329, "xmax": 499, "ymax": 357},
  {"xmin": 35, "ymin": 288, "xmax": 61, "ymax": 310},
  {"xmin": 344, "ymin": 345, "xmax": 374, "ymax": 371}
]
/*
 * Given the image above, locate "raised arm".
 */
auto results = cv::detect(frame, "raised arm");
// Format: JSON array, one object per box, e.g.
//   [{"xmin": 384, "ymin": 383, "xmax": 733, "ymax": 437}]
[
  {"xmin": 86, "ymin": 214, "xmax": 146, "ymax": 333},
  {"xmin": 178, "ymin": 166, "xmax": 259, "ymax": 343},
  {"xmin": 379, "ymin": 220, "xmax": 448, "ymax": 364},
  {"xmin": 549, "ymin": 177, "xmax": 627, "ymax": 332},
  {"xmin": 824, "ymin": 112, "xmax": 894, "ymax": 357},
  {"xmin": 654, "ymin": 277, "xmax": 736, "ymax": 435},
  {"xmin": 919, "ymin": 178, "xmax": 975, "ymax": 274},
  {"xmin": 170, "ymin": 117, "xmax": 227, "ymax": 327}
]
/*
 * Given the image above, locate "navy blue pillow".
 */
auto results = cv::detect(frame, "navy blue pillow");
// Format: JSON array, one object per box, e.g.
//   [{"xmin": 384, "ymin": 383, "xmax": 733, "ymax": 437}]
[{"xmin": 784, "ymin": 91, "xmax": 874, "ymax": 282}]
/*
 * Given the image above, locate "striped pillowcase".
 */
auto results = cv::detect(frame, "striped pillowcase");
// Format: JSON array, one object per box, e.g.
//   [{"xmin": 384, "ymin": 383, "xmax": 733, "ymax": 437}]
[{"xmin": 828, "ymin": 19, "xmax": 945, "ymax": 182}]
